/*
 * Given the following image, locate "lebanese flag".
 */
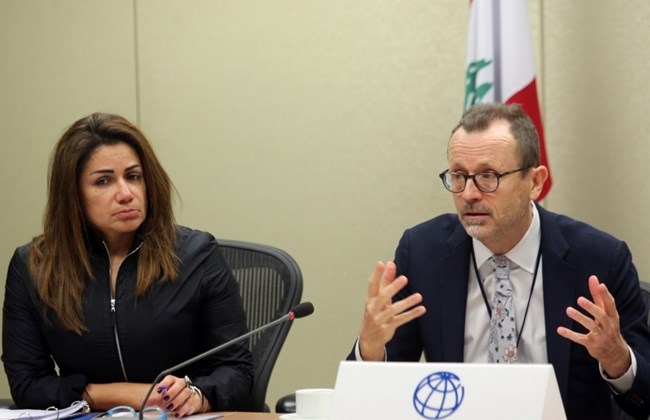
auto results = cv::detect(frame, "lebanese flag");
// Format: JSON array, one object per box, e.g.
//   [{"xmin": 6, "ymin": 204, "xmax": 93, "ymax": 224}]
[{"xmin": 464, "ymin": 0, "xmax": 552, "ymax": 201}]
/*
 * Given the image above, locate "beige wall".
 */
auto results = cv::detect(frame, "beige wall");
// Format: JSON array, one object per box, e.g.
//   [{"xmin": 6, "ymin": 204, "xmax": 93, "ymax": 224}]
[{"xmin": 1, "ymin": 0, "xmax": 649, "ymax": 409}]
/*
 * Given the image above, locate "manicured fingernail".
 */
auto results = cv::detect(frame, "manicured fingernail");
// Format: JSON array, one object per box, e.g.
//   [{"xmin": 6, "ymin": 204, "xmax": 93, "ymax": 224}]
[
  {"xmin": 167, "ymin": 404, "xmax": 174, "ymax": 410},
  {"xmin": 163, "ymin": 395, "xmax": 170, "ymax": 401},
  {"xmin": 157, "ymin": 385, "xmax": 167, "ymax": 394}
]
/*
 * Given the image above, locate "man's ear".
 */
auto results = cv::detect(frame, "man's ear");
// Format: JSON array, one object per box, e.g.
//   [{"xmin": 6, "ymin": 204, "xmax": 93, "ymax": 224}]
[{"xmin": 529, "ymin": 165, "xmax": 549, "ymax": 201}]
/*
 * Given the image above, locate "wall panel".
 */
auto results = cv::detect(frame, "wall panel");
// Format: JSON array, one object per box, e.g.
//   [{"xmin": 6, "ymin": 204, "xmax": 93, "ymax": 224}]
[{"xmin": 0, "ymin": 0, "xmax": 137, "ymax": 399}]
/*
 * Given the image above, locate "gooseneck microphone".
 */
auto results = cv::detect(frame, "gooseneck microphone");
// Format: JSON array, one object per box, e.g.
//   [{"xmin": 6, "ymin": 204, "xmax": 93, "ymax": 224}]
[{"xmin": 138, "ymin": 302, "xmax": 315, "ymax": 419}]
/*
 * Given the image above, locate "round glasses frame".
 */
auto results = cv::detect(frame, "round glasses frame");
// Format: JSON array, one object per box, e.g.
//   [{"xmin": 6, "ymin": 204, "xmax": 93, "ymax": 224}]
[
  {"xmin": 105, "ymin": 405, "xmax": 167, "ymax": 420},
  {"xmin": 438, "ymin": 166, "xmax": 531, "ymax": 193}
]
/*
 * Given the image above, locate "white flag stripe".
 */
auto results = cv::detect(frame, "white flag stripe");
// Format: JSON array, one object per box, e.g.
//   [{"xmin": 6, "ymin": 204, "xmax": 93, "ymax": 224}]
[
  {"xmin": 467, "ymin": 0, "xmax": 496, "ymax": 103},
  {"xmin": 499, "ymin": 2, "xmax": 536, "ymax": 100},
  {"xmin": 465, "ymin": 0, "xmax": 552, "ymax": 200},
  {"xmin": 468, "ymin": 0, "xmax": 536, "ymax": 102}
]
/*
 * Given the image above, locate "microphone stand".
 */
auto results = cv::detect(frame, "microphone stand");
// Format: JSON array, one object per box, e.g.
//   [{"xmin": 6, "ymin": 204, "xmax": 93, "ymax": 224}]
[{"xmin": 139, "ymin": 312, "xmax": 293, "ymax": 419}]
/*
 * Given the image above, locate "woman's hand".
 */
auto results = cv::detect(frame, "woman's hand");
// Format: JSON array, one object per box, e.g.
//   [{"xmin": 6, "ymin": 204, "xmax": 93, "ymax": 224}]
[{"xmin": 150, "ymin": 375, "xmax": 207, "ymax": 417}]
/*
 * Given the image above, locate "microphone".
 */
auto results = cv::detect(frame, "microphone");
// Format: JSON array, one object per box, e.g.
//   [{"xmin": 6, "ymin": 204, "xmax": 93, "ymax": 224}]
[{"xmin": 139, "ymin": 301, "xmax": 315, "ymax": 418}]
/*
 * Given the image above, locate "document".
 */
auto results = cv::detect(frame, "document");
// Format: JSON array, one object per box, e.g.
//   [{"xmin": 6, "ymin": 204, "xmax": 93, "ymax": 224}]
[
  {"xmin": 185, "ymin": 414, "xmax": 223, "ymax": 420},
  {"xmin": 0, "ymin": 400, "xmax": 88, "ymax": 420}
]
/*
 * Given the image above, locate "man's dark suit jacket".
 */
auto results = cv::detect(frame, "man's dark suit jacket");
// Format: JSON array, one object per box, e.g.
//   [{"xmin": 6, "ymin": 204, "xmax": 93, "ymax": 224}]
[{"xmin": 349, "ymin": 204, "xmax": 650, "ymax": 420}]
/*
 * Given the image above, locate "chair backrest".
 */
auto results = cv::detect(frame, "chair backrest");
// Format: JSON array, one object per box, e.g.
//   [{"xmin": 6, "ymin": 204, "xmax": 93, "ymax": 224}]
[{"xmin": 217, "ymin": 239, "xmax": 303, "ymax": 412}]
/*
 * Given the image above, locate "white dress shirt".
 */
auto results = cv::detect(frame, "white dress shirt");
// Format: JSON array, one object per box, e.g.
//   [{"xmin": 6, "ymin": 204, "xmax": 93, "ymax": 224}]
[{"xmin": 465, "ymin": 203, "xmax": 546, "ymax": 363}]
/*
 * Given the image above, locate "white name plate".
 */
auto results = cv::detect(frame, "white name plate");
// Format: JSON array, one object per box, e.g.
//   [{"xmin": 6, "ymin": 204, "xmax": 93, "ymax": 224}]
[{"xmin": 329, "ymin": 361, "xmax": 566, "ymax": 420}]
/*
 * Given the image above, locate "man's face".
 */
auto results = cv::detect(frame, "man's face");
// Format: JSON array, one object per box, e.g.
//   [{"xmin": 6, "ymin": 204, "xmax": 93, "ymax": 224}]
[{"xmin": 447, "ymin": 119, "xmax": 544, "ymax": 254}]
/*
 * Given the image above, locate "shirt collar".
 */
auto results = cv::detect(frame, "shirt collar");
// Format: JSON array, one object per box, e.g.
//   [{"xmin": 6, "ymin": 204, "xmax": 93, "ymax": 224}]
[{"xmin": 472, "ymin": 202, "xmax": 541, "ymax": 274}]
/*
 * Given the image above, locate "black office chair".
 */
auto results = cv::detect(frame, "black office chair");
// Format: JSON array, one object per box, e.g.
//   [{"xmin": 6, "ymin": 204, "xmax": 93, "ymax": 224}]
[
  {"xmin": 218, "ymin": 239, "xmax": 303, "ymax": 413},
  {"xmin": 0, "ymin": 240, "xmax": 302, "ymax": 412}
]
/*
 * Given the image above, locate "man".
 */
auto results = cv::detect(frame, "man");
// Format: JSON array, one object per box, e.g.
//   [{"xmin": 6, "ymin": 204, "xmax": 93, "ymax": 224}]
[{"xmin": 351, "ymin": 103, "xmax": 650, "ymax": 419}]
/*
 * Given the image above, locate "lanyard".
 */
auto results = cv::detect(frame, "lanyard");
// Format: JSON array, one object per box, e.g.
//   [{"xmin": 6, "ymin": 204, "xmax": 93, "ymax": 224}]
[{"xmin": 470, "ymin": 245, "xmax": 542, "ymax": 348}]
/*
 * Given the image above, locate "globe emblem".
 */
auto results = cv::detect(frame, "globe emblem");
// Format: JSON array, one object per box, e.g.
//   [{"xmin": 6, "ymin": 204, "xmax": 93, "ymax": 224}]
[{"xmin": 412, "ymin": 371, "xmax": 465, "ymax": 419}]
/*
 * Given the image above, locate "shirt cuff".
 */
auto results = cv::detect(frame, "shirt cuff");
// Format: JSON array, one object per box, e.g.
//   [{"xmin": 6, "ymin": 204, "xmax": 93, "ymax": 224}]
[
  {"xmin": 354, "ymin": 338, "xmax": 387, "ymax": 361},
  {"xmin": 599, "ymin": 345, "xmax": 637, "ymax": 394}
]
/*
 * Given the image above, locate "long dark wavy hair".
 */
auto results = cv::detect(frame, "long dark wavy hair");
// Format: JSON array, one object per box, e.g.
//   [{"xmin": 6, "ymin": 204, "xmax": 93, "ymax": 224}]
[{"xmin": 29, "ymin": 113, "xmax": 178, "ymax": 334}]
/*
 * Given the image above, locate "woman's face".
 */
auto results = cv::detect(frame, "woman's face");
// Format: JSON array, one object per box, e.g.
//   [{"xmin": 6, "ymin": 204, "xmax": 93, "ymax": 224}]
[{"xmin": 79, "ymin": 143, "xmax": 147, "ymax": 247}]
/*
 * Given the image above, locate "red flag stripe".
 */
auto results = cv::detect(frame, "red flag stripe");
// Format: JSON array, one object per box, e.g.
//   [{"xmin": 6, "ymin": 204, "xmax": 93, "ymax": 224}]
[{"xmin": 506, "ymin": 79, "xmax": 552, "ymax": 201}]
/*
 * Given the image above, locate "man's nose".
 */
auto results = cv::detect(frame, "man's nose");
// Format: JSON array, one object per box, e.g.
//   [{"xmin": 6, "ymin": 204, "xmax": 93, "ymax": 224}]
[{"xmin": 459, "ymin": 177, "xmax": 483, "ymax": 201}]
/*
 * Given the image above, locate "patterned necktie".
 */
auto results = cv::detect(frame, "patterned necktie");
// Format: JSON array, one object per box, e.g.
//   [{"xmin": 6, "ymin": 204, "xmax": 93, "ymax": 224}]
[{"xmin": 488, "ymin": 255, "xmax": 518, "ymax": 363}]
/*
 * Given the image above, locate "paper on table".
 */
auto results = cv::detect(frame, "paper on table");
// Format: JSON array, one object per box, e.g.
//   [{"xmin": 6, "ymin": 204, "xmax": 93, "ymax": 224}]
[
  {"xmin": 184, "ymin": 414, "xmax": 224, "ymax": 420},
  {"xmin": 0, "ymin": 400, "xmax": 88, "ymax": 420}
]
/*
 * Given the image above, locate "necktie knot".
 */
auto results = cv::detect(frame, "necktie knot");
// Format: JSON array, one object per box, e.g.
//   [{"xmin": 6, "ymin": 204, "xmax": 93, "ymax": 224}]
[{"xmin": 489, "ymin": 255, "xmax": 512, "ymax": 272}]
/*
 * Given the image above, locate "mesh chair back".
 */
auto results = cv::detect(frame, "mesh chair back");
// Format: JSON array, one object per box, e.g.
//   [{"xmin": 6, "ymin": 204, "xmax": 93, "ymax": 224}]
[{"xmin": 218, "ymin": 239, "xmax": 303, "ymax": 412}]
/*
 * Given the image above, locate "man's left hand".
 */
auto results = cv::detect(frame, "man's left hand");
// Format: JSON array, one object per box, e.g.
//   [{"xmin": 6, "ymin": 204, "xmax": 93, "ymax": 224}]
[{"xmin": 557, "ymin": 275, "xmax": 631, "ymax": 378}]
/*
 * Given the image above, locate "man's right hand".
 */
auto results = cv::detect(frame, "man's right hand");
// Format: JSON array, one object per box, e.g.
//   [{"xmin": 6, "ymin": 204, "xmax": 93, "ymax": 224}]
[{"xmin": 358, "ymin": 261, "xmax": 426, "ymax": 361}]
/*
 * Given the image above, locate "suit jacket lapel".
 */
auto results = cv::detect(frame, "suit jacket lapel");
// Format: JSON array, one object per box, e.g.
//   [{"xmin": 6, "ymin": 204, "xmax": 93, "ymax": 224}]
[
  {"xmin": 439, "ymin": 222, "xmax": 473, "ymax": 362},
  {"xmin": 537, "ymin": 205, "xmax": 576, "ymax": 403}
]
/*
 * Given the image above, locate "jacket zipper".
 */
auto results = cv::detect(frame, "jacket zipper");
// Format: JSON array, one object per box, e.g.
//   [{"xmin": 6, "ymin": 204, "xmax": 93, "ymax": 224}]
[
  {"xmin": 110, "ymin": 298, "xmax": 128, "ymax": 381},
  {"xmin": 103, "ymin": 241, "xmax": 143, "ymax": 382}
]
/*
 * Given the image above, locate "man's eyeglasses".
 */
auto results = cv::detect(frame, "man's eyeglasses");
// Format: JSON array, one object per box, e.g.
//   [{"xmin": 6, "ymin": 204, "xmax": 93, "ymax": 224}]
[{"xmin": 438, "ymin": 167, "xmax": 531, "ymax": 193}]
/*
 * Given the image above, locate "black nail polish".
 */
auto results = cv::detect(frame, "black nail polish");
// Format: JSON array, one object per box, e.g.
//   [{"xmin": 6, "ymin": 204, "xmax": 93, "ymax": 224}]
[
  {"xmin": 163, "ymin": 395, "xmax": 170, "ymax": 402},
  {"xmin": 167, "ymin": 404, "xmax": 174, "ymax": 410}
]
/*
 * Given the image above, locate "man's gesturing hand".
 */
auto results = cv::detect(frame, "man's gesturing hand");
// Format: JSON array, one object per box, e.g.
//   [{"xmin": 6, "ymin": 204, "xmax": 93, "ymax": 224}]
[
  {"xmin": 358, "ymin": 261, "xmax": 426, "ymax": 361},
  {"xmin": 557, "ymin": 275, "xmax": 631, "ymax": 378}
]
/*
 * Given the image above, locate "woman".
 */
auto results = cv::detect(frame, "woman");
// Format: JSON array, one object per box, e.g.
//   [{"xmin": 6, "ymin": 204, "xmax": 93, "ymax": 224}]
[{"xmin": 1, "ymin": 113, "xmax": 253, "ymax": 415}]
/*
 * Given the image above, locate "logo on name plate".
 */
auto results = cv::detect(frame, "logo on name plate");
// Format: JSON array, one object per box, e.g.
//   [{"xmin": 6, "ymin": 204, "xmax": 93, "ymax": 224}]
[{"xmin": 412, "ymin": 371, "xmax": 465, "ymax": 419}]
